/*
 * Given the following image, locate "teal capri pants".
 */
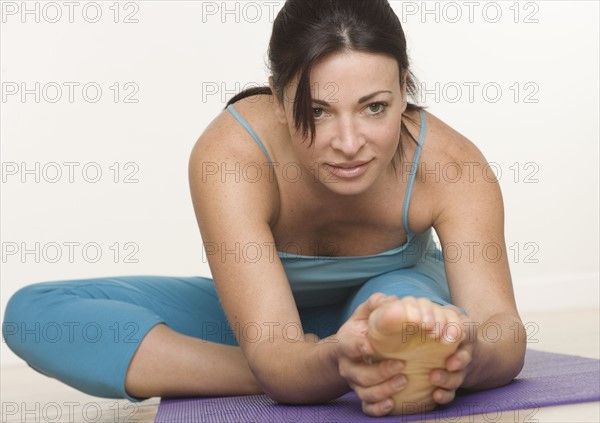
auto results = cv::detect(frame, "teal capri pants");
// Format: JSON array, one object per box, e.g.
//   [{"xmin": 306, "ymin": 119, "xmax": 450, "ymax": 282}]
[{"xmin": 3, "ymin": 249, "xmax": 459, "ymax": 402}]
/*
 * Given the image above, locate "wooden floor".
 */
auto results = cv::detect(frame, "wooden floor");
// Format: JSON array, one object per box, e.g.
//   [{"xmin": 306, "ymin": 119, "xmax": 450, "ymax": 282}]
[{"xmin": 2, "ymin": 307, "xmax": 599, "ymax": 422}]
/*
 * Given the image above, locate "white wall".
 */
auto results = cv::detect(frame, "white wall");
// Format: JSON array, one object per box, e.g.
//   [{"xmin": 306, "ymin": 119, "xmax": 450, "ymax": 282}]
[{"xmin": 1, "ymin": 1, "xmax": 598, "ymax": 366}]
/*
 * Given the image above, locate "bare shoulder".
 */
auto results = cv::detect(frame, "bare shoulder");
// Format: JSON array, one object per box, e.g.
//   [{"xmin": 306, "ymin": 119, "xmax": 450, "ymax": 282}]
[
  {"xmin": 191, "ymin": 95, "xmax": 277, "ymax": 168},
  {"xmin": 417, "ymin": 109, "xmax": 499, "ymax": 223},
  {"xmin": 421, "ymin": 109, "xmax": 488, "ymax": 167},
  {"xmin": 188, "ymin": 95, "xmax": 280, "ymax": 227}
]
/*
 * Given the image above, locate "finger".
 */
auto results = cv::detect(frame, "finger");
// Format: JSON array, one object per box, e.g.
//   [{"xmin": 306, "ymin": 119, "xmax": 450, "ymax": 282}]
[
  {"xmin": 357, "ymin": 293, "xmax": 388, "ymax": 319},
  {"xmin": 430, "ymin": 368, "xmax": 465, "ymax": 391},
  {"xmin": 446, "ymin": 348, "xmax": 471, "ymax": 372},
  {"xmin": 342, "ymin": 358, "xmax": 405, "ymax": 388},
  {"xmin": 354, "ymin": 373, "xmax": 407, "ymax": 403},
  {"xmin": 432, "ymin": 387, "xmax": 456, "ymax": 405},
  {"xmin": 361, "ymin": 398, "xmax": 395, "ymax": 417}
]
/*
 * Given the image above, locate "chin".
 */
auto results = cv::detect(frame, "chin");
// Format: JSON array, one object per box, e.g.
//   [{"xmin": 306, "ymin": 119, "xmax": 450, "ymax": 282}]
[{"xmin": 323, "ymin": 180, "xmax": 372, "ymax": 196}]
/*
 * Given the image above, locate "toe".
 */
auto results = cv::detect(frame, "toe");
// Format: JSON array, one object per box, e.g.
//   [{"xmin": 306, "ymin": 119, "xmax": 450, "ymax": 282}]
[
  {"xmin": 369, "ymin": 300, "xmax": 409, "ymax": 337},
  {"xmin": 431, "ymin": 304, "xmax": 448, "ymax": 338},
  {"xmin": 403, "ymin": 296, "xmax": 422, "ymax": 322},
  {"xmin": 416, "ymin": 298, "xmax": 436, "ymax": 330}
]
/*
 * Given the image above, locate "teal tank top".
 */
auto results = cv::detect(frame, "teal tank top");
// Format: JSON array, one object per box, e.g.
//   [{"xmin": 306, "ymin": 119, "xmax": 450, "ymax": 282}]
[{"xmin": 226, "ymin": 103, "xmax": 436, "ymax": 307}]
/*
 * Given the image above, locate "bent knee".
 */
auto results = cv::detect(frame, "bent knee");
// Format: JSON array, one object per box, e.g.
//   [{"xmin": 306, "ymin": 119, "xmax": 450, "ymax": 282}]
[{"xmin": 2, "ymin": 282, "xmax": 66, "ymax": 348}]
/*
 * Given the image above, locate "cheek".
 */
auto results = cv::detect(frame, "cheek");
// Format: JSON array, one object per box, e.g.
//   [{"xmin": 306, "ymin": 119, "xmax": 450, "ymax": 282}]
[{"xmin": 374, "ymin": 126, "xmax": 401, "ymax": 152}]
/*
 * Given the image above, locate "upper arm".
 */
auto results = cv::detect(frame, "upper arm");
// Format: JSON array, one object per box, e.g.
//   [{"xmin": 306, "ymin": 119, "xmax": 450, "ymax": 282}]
[
  {"xmin": 188, "ymin": 116, "xmax": 302, "ymax": 367},
  {"xmin": 431, "ymin": 124, "xmax": 519, "ymax": 324}
]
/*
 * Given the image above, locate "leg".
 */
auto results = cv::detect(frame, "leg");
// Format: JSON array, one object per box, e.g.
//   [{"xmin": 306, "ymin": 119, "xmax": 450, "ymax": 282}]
[
  {"xmin": 340, "ymin": 250, "xmax": 465, "ymax": 414},
  {"xmin": 124, "ymin": 323, "xmax": 262, "ymax": 398},
  {"xmin": 2, "ymin": 275, "xmax": 262, "ymax": 401}
]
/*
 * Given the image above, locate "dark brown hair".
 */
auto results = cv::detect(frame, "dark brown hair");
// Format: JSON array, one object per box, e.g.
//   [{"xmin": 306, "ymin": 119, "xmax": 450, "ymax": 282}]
[{"xmin": 224, "ymin": 0, "xmax": 425, "ymax": 169}]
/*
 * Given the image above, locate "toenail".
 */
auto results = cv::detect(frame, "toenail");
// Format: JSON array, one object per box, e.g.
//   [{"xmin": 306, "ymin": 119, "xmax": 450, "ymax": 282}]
[{"xmin": 433, "ymin": 373, "xmax": 442, "ymax": 383}]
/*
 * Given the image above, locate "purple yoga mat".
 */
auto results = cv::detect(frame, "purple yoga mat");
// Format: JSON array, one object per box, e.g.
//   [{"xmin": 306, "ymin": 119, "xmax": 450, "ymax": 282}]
[{"xmin": 155, "ymin": 349, "xmax": 600, "ymax": 422}]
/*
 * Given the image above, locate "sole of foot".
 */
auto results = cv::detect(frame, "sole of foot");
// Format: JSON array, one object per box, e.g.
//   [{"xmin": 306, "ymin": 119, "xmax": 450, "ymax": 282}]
[{"xmin": 367, "ymin": 296, "xmax": 464, "ymax": 415}]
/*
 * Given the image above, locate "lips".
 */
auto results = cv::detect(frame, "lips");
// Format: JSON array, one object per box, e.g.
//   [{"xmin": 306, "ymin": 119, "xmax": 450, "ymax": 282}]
[
  {"xmin": 328, "ymin": 160, "xmax": 371, "ymax": 169},
  {"xmin": 324, "ymin": 159, "xmax": 372, "ymax": 179}
]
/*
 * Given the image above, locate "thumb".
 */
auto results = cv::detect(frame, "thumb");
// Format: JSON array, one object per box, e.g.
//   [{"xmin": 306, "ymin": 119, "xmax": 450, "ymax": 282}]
[{"xmin": 351, "ymin": 293, "xmax": 397, "ymax": 321}]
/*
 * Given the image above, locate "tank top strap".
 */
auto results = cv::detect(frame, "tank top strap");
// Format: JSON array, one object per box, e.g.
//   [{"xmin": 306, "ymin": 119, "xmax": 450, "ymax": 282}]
[
  {"xmin": 226, "ymin": 104, "xmax": 274, "ymax": 166},
  {"xmin": 402, "ymin": 109, "xmax": 427, "ymax": 237}
]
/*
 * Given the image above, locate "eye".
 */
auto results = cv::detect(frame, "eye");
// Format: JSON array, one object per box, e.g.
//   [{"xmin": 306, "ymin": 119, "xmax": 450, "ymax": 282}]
[
  {"xmin": 367, "ymin": 102, "xmax": 388, "ymax": 116},
  {"xmin": 312, "ymin": 102, "xmax": 388, "ymax": 120}
]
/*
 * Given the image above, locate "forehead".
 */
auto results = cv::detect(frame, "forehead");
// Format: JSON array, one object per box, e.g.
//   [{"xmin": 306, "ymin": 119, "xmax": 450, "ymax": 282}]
[{"xmin": 286, "ymin": 51, "xmax": 400, "ymax": 100}]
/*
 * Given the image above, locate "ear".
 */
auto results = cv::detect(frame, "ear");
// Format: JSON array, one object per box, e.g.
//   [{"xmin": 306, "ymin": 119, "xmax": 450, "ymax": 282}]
[
  {"xmin": 400, "ymin": 69, "xmax": 409, "ymax": 113},
  {"xmin": 269, "ymin": 76, "xmax": 288, "ymax": 124}
]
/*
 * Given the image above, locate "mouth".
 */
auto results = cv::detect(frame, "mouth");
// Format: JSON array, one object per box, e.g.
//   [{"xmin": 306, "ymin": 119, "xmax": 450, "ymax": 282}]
[
  {"xmin": 324, "ymin": 159, "xmax": 372, "ymax": 178},
  {"xmin": 327, "ymin": 160, "xmax": 371, "ymax": 169}
]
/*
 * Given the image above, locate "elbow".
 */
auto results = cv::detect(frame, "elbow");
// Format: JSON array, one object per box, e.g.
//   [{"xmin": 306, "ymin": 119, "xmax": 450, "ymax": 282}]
[
  {"xmin": 511, "ymin": 333, "xmax": 527, "ymax": 380},
  {"xmin": 504, "ymin": 348, "xmax": 526, "ymax": 386},
  {"xmin": 512, "ymin": 320, "xmax": 527, "ymax": 376},
  {"xmin": 499, "ymin": 321, "xmax": 528, "ymax": 387},
  {"xmin": 254, "ymin": 370, "xmax": 306, "ymax": 405},
  {"xmin": 469, "ymin": 318, "xmax": 527, "ymax": 391},
  {"xmin": 245, "ymin": 351, "xmax": 299, "ymax": 404},
  {"xmin": 265, "ymin": 390, "xmax": 297, "ymax": 405},
  {"xmin": 267, "ymin": 391, "xmax": 317, "ymax": 406},
  {"xmin": 254, "ymin": 372, "xmax": 284, "ymax": 403},
  {"xmin": 250, "ymin": 363, "xmax": 314, "ymax": 405},
  {"xmin": 258, "ymin": 379, "xmax": 303, "ymax": 405}
]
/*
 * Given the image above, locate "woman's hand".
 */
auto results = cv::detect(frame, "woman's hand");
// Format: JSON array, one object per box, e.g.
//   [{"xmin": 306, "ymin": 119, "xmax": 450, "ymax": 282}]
[
  {"xmin": 429, "ymin": 308, "xmax": 478, "ymax": 404},
  {"xmin": 333, "ymin": 293, "xmax": 408, "ymax": 417}
]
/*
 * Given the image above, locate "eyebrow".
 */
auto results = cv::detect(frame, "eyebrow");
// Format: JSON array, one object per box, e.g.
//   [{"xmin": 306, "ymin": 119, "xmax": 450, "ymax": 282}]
[{"xmin": 312, "ymin": 90, "xmax": 392, "ymax": 106}]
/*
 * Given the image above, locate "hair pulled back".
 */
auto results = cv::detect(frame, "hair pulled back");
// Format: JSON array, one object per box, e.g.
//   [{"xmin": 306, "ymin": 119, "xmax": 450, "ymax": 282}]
[{"xmin": 225, "ymin": 0, "xmax": 424, "ymax": 164}]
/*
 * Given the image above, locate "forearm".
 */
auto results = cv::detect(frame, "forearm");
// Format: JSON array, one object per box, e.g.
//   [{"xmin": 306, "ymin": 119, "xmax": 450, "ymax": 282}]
[
  {"xmin": 249, "ymin": 334, "xmax": 351, "ymax": 404},
  {"xmin": 462, "ymin": 312, "xmax": 527, "ymax": 390}
]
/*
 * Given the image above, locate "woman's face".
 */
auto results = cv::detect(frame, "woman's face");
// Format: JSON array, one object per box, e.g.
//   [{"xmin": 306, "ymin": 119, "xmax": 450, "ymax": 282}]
[{"xmin": 271, "ymin": 50, "xmax": 408, "ymax": 197}]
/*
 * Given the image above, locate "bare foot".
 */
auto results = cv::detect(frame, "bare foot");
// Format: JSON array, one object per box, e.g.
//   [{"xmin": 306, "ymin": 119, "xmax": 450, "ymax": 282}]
[{"xmin": 367, "ymin": 296, "xmax": 464, "ymax": 415}]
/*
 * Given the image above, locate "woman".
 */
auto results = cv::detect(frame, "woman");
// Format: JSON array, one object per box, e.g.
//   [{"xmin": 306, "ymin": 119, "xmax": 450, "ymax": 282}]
[{"xmin": 3, "ymin": 0, "xmax": 526, "ymax": 417}]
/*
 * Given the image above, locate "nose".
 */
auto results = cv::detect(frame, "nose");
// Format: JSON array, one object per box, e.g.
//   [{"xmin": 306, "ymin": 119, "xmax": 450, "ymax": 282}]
[{"xmin": 330, "ymin": 116, "xmax": 366, "ymax": 157}]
